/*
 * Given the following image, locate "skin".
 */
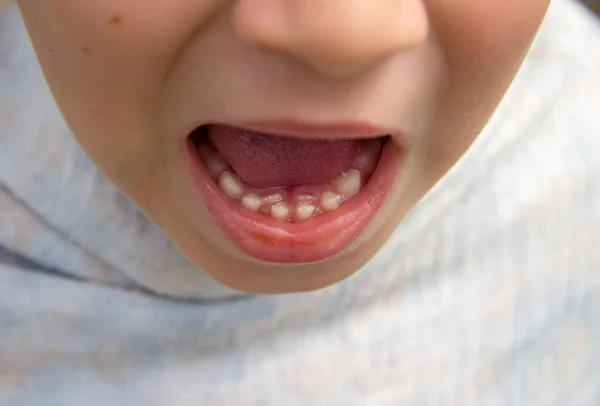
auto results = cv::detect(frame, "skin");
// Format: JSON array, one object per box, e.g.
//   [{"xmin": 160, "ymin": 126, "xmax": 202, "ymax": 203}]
[{"xmin": 16, "ymin": 0, "xmax": 551, "ymax": 293}]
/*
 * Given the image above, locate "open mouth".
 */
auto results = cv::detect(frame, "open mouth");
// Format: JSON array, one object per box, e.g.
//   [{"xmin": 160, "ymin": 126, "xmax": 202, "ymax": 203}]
[{"xmin": 187, "ymin": 123, "xmax": 404, "ymax": 264}]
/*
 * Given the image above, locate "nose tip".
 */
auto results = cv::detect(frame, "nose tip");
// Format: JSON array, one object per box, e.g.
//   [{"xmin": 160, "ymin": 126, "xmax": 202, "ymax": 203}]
[{"xmin": 233, "ymin": 0, "xmax": 430, "ymax": 76}]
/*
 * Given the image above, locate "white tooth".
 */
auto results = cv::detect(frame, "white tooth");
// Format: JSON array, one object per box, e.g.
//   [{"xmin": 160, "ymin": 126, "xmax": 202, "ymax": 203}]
[
  {"xmin": 337, "ymin": 169, "xmax": 362, "ymax": 197},
  {"xmin": 295, "ymin": 201, "xmax": 316, "ymax": 221},
  {"xmin": 271, "ymin": 202, "xmax": 289, "ymax": 220},
  {"xmin": 241, "ymin": 193, "xmax": 263, "ymax": 211},
  {"xmin": 320, "ymin": 191, "xmax": 341, "ymax": 211},
  {"xmin": 262, "ymin": 193, "xmax": 284, "ymax": 206},
  {"xmin": 218, "ymin": 171, "xmax": 244, "ymax": 199}
]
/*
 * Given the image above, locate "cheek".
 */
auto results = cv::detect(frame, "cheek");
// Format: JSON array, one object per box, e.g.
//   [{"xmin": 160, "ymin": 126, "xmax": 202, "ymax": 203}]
[
  {"xmin": 17, "ymin": 1, "xmax": 220, "ymax": 178},
  {"xmin": 414, "ymin": 0, "xmax": 550, "ymax": 181},
  {"xmin": 18, "ymin": 0, "xmax": 220, "ymax": 72},
  {"xmin": 427, "ymin": 0, "xmax": 550, "ymax": 84}
]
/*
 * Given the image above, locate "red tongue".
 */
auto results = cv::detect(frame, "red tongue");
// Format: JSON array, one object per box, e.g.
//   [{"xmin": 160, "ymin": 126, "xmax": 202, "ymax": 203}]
[{"xmin": 207, "ymin": 125, "xmax": 359, "ymax": 188}]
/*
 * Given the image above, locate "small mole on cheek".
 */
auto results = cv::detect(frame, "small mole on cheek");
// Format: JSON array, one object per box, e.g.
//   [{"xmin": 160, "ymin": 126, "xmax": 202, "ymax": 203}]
[
  {"xmin": 109, "ymin": 14, "xmax": 122, "ymax": 25},
  {"xmin": 82, "ymin": 45, "xmax": 91, "ymax": 54}
]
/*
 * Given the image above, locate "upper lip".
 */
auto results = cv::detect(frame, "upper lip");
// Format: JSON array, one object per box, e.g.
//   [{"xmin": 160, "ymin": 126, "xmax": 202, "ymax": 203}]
[{"xmin": 228, "ymin": 120, "xmax": 392, "ymax": 140}]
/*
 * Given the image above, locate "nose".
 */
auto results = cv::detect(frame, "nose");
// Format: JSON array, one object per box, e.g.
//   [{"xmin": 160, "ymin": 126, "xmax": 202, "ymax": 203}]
[{"xmin": 233, "ymin": 0, "xmax": 430, "ymax": 76}]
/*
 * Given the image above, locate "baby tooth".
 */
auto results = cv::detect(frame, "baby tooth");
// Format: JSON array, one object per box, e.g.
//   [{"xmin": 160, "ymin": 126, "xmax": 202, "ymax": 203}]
[
  {"xmin": 320, "ymin": 191, "xmax": 341, "ymax": 211},
  {"xmin": 218, "ymin": 171, "xmax": 244, "ymax": 199},
  {"xmin": 295, "ymin": 201, "xmax": 316, "ymax": 221},
  {"xmin": 337, "ymin": 169, "xmax": 362, "ymax": 197},
  {"xmin": 271, "ymin": 202, "xmax": 290, "ymax": 220},
  {"xmin": 242, "ymin": 193, "xmax": 263, "ymax": 211}
]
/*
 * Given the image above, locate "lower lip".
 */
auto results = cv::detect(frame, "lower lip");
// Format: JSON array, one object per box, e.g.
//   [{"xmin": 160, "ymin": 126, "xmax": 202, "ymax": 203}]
[{"xmin": 185, "ymin": 137, "xmax": 403, "ymax": 264}]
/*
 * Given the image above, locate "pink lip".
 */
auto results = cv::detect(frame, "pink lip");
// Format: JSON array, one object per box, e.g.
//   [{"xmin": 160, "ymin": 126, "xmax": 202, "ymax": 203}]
[
  {"xmin": 236, "ymin": 120, "xmax": 391, "ymax": 139},
  {"xmin": 184, "ymin": 124, "xmax": 403, "ymax": 264}
]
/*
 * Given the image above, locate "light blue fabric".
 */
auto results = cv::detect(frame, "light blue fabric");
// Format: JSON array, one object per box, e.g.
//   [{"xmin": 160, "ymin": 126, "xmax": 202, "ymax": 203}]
[{"xmin": 0, "ymin": 1, "xmax": 599, "ymax": 404}]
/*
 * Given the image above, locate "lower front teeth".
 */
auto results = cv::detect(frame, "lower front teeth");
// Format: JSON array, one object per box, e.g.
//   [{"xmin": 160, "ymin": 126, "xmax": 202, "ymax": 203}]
[
  {"xmin": 295, "ymin": 201, "xmax": 316, "ymax": 221},
  {"xmin": 271, "ymin": 202, "xmax": 290, "ymax": 220},
  {"xmin": 198, "ymin": 138, "xmax": 383, "ymax": 222}
]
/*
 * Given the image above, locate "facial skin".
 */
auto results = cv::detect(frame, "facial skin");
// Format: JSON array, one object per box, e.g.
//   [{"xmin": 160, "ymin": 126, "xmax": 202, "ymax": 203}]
[{"xmin": 17, "ymin": 0, "xmax": 550, "ymax": 293}]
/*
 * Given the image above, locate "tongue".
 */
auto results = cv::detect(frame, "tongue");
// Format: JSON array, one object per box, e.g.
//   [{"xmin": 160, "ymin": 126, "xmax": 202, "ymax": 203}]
[{"xmin": 208, "ymin": 125, "xmax": 360, "ymax": 188}]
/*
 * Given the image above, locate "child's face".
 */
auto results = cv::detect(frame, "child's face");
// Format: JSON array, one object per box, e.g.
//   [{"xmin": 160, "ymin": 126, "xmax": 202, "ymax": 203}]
[{"xmin": 18, "ymin": 0, "xmax": 549, "ymax": 293}]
